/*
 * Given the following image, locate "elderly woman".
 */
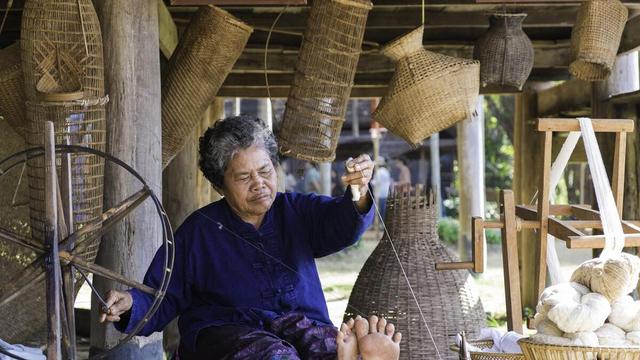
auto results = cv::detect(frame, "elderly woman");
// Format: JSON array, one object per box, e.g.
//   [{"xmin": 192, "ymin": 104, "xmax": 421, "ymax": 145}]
[{"xmin": 100, "ymin": 116, "xmax": 401, "ymax": 359}]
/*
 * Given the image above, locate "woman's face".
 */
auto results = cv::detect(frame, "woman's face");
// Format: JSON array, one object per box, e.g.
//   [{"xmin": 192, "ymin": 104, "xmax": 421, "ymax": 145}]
[{"xmin": 221, "ymin": 145, "xmax": 277, "ymax": 224}]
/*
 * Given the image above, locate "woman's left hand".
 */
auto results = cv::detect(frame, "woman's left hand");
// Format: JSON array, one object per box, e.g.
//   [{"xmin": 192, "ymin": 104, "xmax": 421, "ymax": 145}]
[{"xmin": 342, "ymin": 154, "xmax": 374, "ymax": 210}]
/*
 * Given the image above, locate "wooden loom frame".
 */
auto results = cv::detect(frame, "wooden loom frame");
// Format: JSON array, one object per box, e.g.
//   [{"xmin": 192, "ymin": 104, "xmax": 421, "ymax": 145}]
[{"xmin": 437, "ymin": 117, "xmax": 640, "ymax": 333}]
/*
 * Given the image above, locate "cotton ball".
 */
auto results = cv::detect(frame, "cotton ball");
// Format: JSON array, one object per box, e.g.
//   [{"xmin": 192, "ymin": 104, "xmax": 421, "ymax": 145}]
[
  {"xmin": 595, "ymin": 323, "xmax": 628, "ymax": 346},
  {"xmin": 571, "ymin": 254, "xmax": 640, "ymax": 302},
  {"xmin": 565, "ymin": 331, "xmax": 599, "ymax": 347},
  {"xmin": 547, "ymin": 292, "xmax": 611, "ymax": 333},
  {"xmin": 627, "ymin": 331, "xmax": 640, "ymax": 345},
  {"xmin": 537, "ymin": 282, "xmax": 590, "ymax": 316},
  {"xmin": 620, "ymin": 253, "xmax": 640, "ymax": 296},
  {"xmin": 608, "ymin": 295, "xmax": 640, "ymax": 332},
  {"xmin": 533, "ymin": 313, "xmax": 563, "ymax": 337}
]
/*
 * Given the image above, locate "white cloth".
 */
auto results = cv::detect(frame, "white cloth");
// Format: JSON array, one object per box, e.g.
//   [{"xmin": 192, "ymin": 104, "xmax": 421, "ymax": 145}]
[
  {"xmin": 372, "ymin": 167, "xmax": 391, "ymax": 199},
  {"xmin": 0, "ymin": 339, "xmax": 44, "ymax": 360},
  {"xmin": 454, "ymin": 328, "xmax": 524, "ymax": 354}
]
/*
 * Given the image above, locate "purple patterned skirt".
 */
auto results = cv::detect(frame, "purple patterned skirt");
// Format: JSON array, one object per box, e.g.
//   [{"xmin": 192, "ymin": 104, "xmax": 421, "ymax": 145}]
[{"xmin": 178, "ymin": 312, "xmax": 338, "ymax": 359}]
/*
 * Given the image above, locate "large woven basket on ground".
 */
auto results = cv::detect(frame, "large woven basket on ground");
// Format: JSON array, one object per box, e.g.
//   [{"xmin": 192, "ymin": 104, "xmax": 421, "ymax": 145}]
[
  {"xmin": 473, "ymin": 13, "xmax": 534, "ymax": 91},
  {"xmin": 0, "ymin": 43, "xmax": 27, "ymax": 138},
  {"xmin": 21, "ymin": 0, "xmax": 104, "ymax": 100},
  {"xmin": 345, "ymin": 185, "xmax": 486, "ymax": 359},
  {"xmin": 162, "ymin": 6, "xmax": 252, "ymax": 168},
  {"xmin": 278, "ymin": 0, "xmax": 372, "ymax": 162},
  {"xmin": 373, "ymin": 26, "xmax": 480, "ymax": 146},
  {"xmin": 2, "ymin": 0, "xmax": 107, "ymax": 344},
  {"xmin": 519, "ymin": 338, "xmax": 640, "ymax": 359},
  {"xmin": 450, "ymin": 340, "xmax": 525, "ymax": 360},
  {"xmin": 569, "ymin": 0, "xmax": 628, "ymax": 81}
]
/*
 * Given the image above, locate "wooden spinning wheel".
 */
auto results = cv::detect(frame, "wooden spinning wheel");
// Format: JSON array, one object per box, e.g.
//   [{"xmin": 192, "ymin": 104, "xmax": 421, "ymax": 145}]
[
  {"xmin": 0, "ymin": 122, "xmax": 175, "ymax": 360},
  {"xmin": 437, "ymin": 118, "xmax": 640, "ymax": 333}
]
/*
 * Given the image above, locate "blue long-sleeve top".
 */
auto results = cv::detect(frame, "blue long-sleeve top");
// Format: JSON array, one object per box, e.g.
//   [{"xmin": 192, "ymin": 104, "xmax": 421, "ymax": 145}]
[{"xmin": 115, "ymin": 189, "xmax": 374, "ymax": 351}]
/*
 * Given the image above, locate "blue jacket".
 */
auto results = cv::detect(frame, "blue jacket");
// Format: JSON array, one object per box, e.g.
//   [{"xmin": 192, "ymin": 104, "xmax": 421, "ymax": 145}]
[{"xmin": 116, "ymin": 190, "xmax": 374, "ymax": 351}]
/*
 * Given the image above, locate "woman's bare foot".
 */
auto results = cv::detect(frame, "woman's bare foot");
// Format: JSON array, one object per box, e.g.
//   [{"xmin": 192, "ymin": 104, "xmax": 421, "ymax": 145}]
[
  {"xmin": 354, "ymin": 315, "xmax": 401, "ymax": 360},
  {"xmin": 337, "ymin": 318, "xmax": 358, "ymax": 360}
]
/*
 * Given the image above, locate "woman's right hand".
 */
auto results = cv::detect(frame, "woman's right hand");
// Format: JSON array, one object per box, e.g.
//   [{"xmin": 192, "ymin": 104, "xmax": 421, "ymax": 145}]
[{"xmin": 99, "ymin": 289, "xmax": 133, "ymax": 323}]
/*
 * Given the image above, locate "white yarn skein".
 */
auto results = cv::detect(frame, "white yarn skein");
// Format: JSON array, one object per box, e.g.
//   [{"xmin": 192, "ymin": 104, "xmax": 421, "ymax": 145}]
[
  {"xmin": 595, "ymin": 323, "xmax": 629, "ymax": 346},
  {"xmin": 547, "ymin": 292, "xmax": 611, "ymax": 333},
  {"xmin": 609, "ymin": 295, "xmax": 640, "ymax": 332}
]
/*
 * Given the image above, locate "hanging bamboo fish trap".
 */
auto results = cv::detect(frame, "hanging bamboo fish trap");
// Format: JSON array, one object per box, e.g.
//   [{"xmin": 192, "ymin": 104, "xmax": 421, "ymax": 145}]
[
  {"xmin": 0, "ymin": 0, "xmax": 107, "ymax": 344},
  {"xmin": 20, "ymin": 0, "xmax": 104, "ymax": 100},
  {"xmin": 569, "ymin": 0, "xmax": 628, "ymax": 81},
  {"xmin": 0, "ymin": 43, "xmax": 27, "ymax": 138},
  {"xmin": 278, "ymin": 0, "xmax": 372, "ymax": 162},
  {"xmin": 162, "ymin": 6, "xmax": 252, "ymax": 168},
  {"xmin": 373, "ymin": 26, "xmax": 480, "ymax": 146},
  {"xmin": 345, "ymin": 185, "xmax": 486, "ymax": 360},
  {"xmin": 473, "ymin": 13, "xmax": 534, "ymax": 91}
]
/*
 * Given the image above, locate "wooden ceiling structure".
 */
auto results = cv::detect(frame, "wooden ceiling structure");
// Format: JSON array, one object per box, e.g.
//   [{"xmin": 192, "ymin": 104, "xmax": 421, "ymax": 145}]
[{"xmin": 1, "ymin": 0, "xmax": 640, "ymax": 98}]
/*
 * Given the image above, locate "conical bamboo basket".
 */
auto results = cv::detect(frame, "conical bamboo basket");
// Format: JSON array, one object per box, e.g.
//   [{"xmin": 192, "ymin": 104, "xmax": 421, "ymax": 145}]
[
  {"xmin": 161, "ymin": 6, "xmax": 252, "ymax": 168},
  {"xmin": 373, "ymin": 26, "xmax": 480, "ymax": 146},
  {"xmin": 278, "ymin": 0, "xmax": 372, "ymax": 162},
  {"xmin": 569, "ymin": 0, "xmax": 628, "ymax": 81},
  {"xmin": 345, "ymin": 185, "xmax": 486, "ymax": 359}
]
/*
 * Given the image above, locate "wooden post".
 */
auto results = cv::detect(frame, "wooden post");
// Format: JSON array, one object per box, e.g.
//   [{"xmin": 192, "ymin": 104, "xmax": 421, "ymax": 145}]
[
  {"xmin": 430, "ymin": 133, "xmax": 441, "ymax": 215},
  {"xmin": 60, "ymin": 138, "xmax": 76, "ymax": 360},
  {"xmin": 161, "ymin": 100, "xmax": 223, "ymax": 355},
  {"xmin": 535, "ymin": 130, "xmax": 552, "ymax": 302},
  {"xmin": 92, "ymin": 1, "xmax": 163, "ymax": 358},
  {"xmin": 44, "ymin": 122, "xmax": 62, "ymax": 360},
  {"xmin": 319, "ymin": 162, "xmax": 332, "ymax": 196},
  {"xmin": 457, "ymin": 96, "xmax": 485, "ymax": 261},
  {"xmin": 500, "ymin": 190, "xmax": 523, "ymax": 333},
  {"xmin": 514, "ymin": 85, "xmax": 543, "ymax": 312}
]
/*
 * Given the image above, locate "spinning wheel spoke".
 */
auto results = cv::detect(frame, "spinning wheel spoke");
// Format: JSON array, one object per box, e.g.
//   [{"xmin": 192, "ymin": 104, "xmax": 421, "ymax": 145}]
[
  {"xmin": 59, "ymin": 251, "xmax": 156, "ymax": 295},
  {"xmin": 0, "ymin": 227, "xmax": 44, "ymax": 253},
  {"xmin": 0, "ymin": 257, "xmax": 46, "ymax": 307},
  {"xmin": 59, "ymin": 187, "xmax": 151, "ymax": 251}
]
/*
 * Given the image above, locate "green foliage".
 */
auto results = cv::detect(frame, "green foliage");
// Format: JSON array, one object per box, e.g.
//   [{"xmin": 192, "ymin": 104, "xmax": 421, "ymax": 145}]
[
  {"xmin": 485, "ymin": 229, "xmax": 501, "ymax": 245},
  {"xmin": 486, "ymin": 312, "xmax": 507, "ymax": 328},
  {"xmin": 484, "ymin": 95, "xmax": 514, "ymax": 191},
  {"xmin": 438, "ymin": 217, "xmax": 459, "ymax": 245}
]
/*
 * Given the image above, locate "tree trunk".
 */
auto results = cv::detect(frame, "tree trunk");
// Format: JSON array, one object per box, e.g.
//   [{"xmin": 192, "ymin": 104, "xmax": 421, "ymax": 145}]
[{"xmin": 91, "ymin": 1, "xmax": 163, "ymax": 358}]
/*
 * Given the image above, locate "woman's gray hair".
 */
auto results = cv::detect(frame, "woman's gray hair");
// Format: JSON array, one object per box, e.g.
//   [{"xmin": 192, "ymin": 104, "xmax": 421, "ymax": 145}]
[{"xmin": 199, "ymin": 115, "xmax": 278, "ymax": 189}]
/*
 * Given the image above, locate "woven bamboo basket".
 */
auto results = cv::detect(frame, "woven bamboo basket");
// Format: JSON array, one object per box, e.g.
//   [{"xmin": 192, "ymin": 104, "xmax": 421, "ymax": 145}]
[
  {"xmin": 162, "ymin": 6, "xmax": 252, "ymax": 168},
  {"xmin": 519, "ymin": 338, "xmax": 640, "ymax": 359},
  {"xmin": 20, "ymin": 0, "xmax": 104, "ymax": 100},
  {"xmin": 345, "ymin": 185, "xmax": 486, "ymax": 359},
  {"xmin": 450, "ymin": 340, "xmax": 526, "ymax": 360},
  {"xmin": 0, "ymin": 43, "xmax": 27, "ymax": 138},
  {"xmin": 473, "ymin": 13, "xmax": 534, "ymax": 91},
  {"xmin": 278, "ymin": 0, "xmax": 372, "ymax": 162},
  {"xmin": 569, "ymin": 0, "xmax": 628, "ymax": 81},
  {"xmin": 373, "ymin": 26, "xmax": 480, "ymax": 146}
]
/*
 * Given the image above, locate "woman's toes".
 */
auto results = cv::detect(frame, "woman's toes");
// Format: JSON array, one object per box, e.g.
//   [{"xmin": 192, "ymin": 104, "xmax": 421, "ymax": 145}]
[
  {"xmin": 354, "ymin": 317, "xmax": 370, "ymax": 340},
  {"xmin": 368, "ymin": 315, "xmax": 379, "ymax": 333},
  {"xmin": 393, "ymin": 332, "xmax": 402, "ymax": 344},
  {"xmin": 346, "ymin": 317, "xmax": 355, "ymax": 330},
  {"xmin": 377, "ymin": 317, "xmax": 387, "ymax": 333},
  {"xmin": 337, "ymin": 330, "xmax": 345, "ymax": 343},
  {"xmin": 385, "ymin": 323, "xmax": 395, "ymax": 337}
]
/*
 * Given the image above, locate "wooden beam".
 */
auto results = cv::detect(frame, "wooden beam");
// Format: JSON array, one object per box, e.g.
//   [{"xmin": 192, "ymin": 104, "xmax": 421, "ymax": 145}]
[
  {"xmin": 567, "ymin": 234, "xmax": 640, "ymax": 248},
  {"xmin": 537, "ymin": 79, "xmax": 591, "ymax": 116},
  {"xmin": 547, "ymin": 217, "xmax": 585, "ymax": 241},
  {"xmin": 619, "ymin": 14, "xmax": 640, "ymax": 54},
  {"xmin": 500, "ymin": 190, "xmax": 524, "ymax": 333},
  {"xmin": 170, "ymin": 0, "xmax": 307, "ymax": 4},
  {"xmin": 537, "ymin": 118, "xmax": 635, "ymax": 132},
  {"xmin": 172, "ymin": 6, "xmax": 580, "ymax": 29},
  {"xmin": 158, "ymin": 0, "xmax": 179, "ymax": 59}
]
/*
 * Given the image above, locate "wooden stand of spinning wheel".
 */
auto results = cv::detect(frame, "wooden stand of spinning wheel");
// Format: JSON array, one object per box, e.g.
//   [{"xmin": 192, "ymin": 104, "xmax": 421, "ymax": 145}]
[
  {"xmin": 0, "ymin": 121, "xmax": 174, "ymax": 360},
  {"xmin": 436, "ymin": 118, "xmax": 640, "ymax": 334}
]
